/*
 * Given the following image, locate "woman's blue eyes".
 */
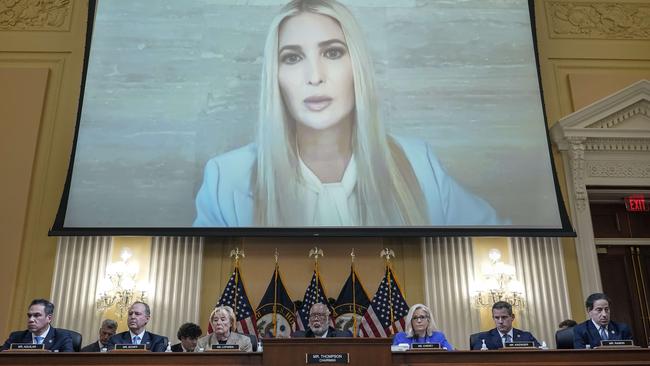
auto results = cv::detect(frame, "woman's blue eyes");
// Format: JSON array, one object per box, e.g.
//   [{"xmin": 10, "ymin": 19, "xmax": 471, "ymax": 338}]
[{"xmin": 281, "ymin": 47, "xmax": 347, "ymax": 64}]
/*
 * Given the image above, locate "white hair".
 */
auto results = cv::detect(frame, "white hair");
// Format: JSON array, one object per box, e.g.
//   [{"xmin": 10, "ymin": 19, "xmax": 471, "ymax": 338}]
[{"xmin": 255, "ymin": 0, "xmax": 428, "ymax": 226}]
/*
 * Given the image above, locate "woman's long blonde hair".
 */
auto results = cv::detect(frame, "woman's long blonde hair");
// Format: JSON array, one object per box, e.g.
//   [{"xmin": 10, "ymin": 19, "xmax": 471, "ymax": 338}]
[{"xmin": 254, "ymin": 0, "xmax": 427, "ymax": 226}]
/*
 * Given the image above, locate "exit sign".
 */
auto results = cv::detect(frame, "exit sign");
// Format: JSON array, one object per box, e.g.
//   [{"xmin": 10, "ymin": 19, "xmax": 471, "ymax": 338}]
[{"xmin": 625, "ymin": 195, "xmax": 649, "ymax": 212}]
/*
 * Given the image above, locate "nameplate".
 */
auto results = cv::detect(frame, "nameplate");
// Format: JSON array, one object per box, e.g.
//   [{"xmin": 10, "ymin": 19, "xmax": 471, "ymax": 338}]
[
  {"xmin": 210, "ymin": 344, "xmax": 239, "ymax": 351},
  {"xmin": 306, "ymin": 353, "xmax": 349, "ymax": 364},
  {"xmin": 8, "ymin": 343, "xmax": 45, "ymax": 351},
  {"xmin": 411, "ymin": 343, "xmax": 442, "ymax": 350},
  {"xmin": 504, "ymin": 341, "xmax": 536, "ymax": 348},
  {"xmin": 600, "ymin": 340, "xmax": 634, "ymax": 347},
  {"xmin": 114, "ymin": 344, "xmax": 147, "ymax": 351}
]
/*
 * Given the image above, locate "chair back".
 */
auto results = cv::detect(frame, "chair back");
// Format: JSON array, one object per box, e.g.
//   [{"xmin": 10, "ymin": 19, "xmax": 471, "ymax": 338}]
[
  {"xmin": 469, "ymin": 333, "xmax": 480, "ymax": 350},
  {"xmin": 58, "ymin": 328, "xmax": 83, "ymax": 352},
  {"xmin": 247, "ymin": 334, "xmax": 258, "ymax": 352},
  {"xmin": 555, "ymin": 327, "xmax": 574, "ymax": 349}
]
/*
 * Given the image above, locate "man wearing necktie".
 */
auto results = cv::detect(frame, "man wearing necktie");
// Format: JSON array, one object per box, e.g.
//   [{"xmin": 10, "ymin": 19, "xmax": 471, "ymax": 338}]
[
  {"xmin": 573, "ymin": 293, "xmax": 633, "ymax": 349},
  {"xmin": 105, "ymin": 302, "xmax": 168, "ymax": 352},
  {"xmin": 469, "ymin": 301, "xmax": 540, "ymax": 350},
  {"xmin": 1, "ymin": 299, "xmax": 74, "ymax": 352}
]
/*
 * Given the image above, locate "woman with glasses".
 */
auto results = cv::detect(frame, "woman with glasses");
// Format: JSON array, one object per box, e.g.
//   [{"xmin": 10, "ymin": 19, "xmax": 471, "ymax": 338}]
[
  {"xmin": 195, "ymin": 306, "xmax": 253, "ymax": 352},
  {"xmin": 392, "ymin": 303, "xmax": 453, "ymax": 350}
]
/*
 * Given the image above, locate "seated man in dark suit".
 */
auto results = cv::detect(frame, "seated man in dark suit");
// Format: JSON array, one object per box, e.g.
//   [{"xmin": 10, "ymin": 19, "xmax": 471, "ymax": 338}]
[
  {"xmin": 291, "ymin": 303, "xmax": 352, "ymax": 338},
  {"xmin": 1, "ymin": 299, "xmax": 74, "ymax": 352},
  {"xmin": 80, "ymin": 319, "xmax": 117, "ymax": 352},
  {"xmin": 171, "ymin": 322, "xmax": 202, "ymax": 352},
  {"xmin": 470, "ymin": 301, "xmax": 540, "ymax": 350},
  {"xmin": 573, "ymin": 293, "xmax": 633, "ymax": 348},
  {"xmin": 105, "ymin": 302, "xmax": 168, "ymax": 352}
]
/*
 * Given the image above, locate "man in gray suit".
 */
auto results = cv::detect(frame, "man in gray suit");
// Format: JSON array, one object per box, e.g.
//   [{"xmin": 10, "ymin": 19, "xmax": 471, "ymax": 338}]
[
  {"xmin": 291, "ymin": 303, "xmax": 352, "ymax": 338},
  {"xmin": 80, "ymin": 319, "xmax": 117, "ymax": 352}
]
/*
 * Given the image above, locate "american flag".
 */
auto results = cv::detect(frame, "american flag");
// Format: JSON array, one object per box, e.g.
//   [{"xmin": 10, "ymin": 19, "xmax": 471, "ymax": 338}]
[
  {"xmin": 359, "ymin": 266, "xmax": 409, "ymax": 337},
  {"xmin": 214, "ymin": 266, "xmax": 258, "ymax": 336},
  {"xmin": 296, "ymin": 270, "xmax": 333, "ymax": 331}
]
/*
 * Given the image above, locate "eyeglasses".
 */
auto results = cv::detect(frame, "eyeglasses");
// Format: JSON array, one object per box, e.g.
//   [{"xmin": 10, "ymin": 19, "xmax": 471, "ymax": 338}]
[
  {"xmin": 310, "ymin": 313, "xmax": 328, "ymax": 319},
  {"xmin": 412, "ymin": 316, "xmax": 429, "ymax": 322}
]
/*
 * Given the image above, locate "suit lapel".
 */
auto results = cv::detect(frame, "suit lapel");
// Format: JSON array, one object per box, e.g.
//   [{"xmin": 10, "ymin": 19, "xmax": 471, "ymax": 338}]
[
  {"xmin": 21, "ymin": 331, "xmax": 32, "ymax": 343},
  {"xmin": 607, "ymin": 322, "xmax": 619, "ymax": 340},
  {"xmin": 141, "ymin": 331, "xmax": 152, "ymax": 348},
  {"xmin": 43, "ymin": 328, "xmax": 56, "ymax": 350},
  {"xmin": 587, "ymin": 321, "xmax": 601, "ymax": 343},
  {"xmin": 488, "ymin": 329, "xmax": 503, "ymax": 349}
]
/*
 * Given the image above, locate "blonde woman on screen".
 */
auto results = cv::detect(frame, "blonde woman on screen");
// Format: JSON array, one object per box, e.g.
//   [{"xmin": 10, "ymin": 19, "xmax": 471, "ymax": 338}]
[{"xmin": 194, "ymin": 0, "xmax": 504, "ymax": 227}]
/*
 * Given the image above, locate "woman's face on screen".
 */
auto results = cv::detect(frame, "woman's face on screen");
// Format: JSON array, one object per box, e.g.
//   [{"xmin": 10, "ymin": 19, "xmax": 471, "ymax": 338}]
[{"xmin": 278, "ymin": 12, "xmax": 355, "ymax": 131}]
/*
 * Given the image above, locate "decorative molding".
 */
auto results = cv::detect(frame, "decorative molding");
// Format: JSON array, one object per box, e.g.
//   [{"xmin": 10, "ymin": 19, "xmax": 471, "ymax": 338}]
[
  {"xmin": 584, "ymin": 137, "xmax": 650, "ymax": 151},
  {"xmin": 0, "ymin": 0, "xmax": 72, "ymax": 31},
  {"xmin": 568, "ymin": 137, "xmax": 588, "ymax": 211},
  {"xmin": 588, "ymin": 160, "xmax": 650, "ymax": 178},
  {"xmin": 585, "ymin": 100, "xmax": 649, "ymax": 129},
  {"xmin": 546, "ymin": 1, "xmax": 650, "ymax": 40}
]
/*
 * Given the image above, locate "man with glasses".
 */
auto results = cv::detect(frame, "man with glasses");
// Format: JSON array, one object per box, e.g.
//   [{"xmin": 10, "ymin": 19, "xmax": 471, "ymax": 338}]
[
  {"xmin": 470, "ymin": 301, "xmax": 540, "ymax": 350},
  {"xmin": 291, "ymin": 303, "xmax": 352, "ymax": 338}
]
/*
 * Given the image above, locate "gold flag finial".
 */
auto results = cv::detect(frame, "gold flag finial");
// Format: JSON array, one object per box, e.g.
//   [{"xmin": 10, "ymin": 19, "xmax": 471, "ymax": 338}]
[
  {"xmin": 350, "ymin": 248, "xmax": 356, "ymax": 263},
  {"xmin": 274, "ymin": 248, "xmax": 279, "ymax": 264},
  {"xmin": 380, "ymin": 248, "xmax": 395, "ymax": 262},
  {"xmin": 309, "ymin": 246, "xmax": 324, "ymax": 263},
  {"xmin": 230, "ymin": 248, "xmax": 245, "ymax": 266}
]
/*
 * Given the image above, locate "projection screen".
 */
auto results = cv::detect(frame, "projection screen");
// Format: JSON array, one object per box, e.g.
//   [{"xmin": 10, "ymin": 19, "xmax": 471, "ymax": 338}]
[{"xmin": 51, "ymin": 0, "xmax": 574, "ymax": 236}]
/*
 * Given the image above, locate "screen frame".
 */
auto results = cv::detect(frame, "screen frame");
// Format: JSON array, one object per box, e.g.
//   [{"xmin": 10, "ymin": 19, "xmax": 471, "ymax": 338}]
[{"xmin": 49, "ymin": 0, "xmax": 575, "ymax": 238}]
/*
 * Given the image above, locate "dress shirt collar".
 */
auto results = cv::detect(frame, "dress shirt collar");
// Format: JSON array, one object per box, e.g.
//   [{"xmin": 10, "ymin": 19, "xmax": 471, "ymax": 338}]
[
  {"xmin": 32, "ymin": 326, "xmax": 50, "ymax": 341},
  {"xmin": 129, "ymin": 330, "xmax": 146, "ymax": 342}
]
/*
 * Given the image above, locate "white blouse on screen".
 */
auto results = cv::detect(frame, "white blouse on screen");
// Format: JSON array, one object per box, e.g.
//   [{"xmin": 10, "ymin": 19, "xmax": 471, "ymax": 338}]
[{"xmin": 298, "ymin": 155, "xmax": 359, "ymax": 226}]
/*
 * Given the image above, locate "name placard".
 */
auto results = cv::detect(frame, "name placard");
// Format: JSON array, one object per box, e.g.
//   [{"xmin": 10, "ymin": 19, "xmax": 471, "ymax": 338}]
[
  {"xmin": 504, "ymin": 341, "xmax": 536, "ymax": 348},
  {"xmin": 114, "ymin": 344, "xmax": 147, "ymax": 351},
  {"xmin": 210, "ymin": 344, "xmax": 240, "ymax": 351},
  {"xmin": 9, "ymin": 343, "xmax": 45, "ymax": 351},
  {"xmin": 411, "ymin": 343, "xmax": 442, "ymax": 350},
  {"xmin": 601, "ymin": 340, "xmax": 634, "ymax": 347},
  {"xmin": 306, "ymin": 353, "xmax": 349, "ymax": 364}
]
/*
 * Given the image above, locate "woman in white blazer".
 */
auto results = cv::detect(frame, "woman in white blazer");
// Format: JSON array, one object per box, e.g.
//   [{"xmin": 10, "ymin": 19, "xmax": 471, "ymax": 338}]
[{"xmin": 194, "ymin": 0, "xmax": 506, "ymax": 228}]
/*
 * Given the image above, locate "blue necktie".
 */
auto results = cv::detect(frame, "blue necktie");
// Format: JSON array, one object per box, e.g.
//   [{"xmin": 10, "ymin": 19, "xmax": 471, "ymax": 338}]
[
  {"xmin": 132, "ymin": 336, "xmax": 141, "ymax": 344},
  {"xmin": 34, "ymin": 336, "xmax": 43, "ymax": 344},
  {"xmin": 600, "ymin": 327, "xmax": 608, "ymax": 340}
]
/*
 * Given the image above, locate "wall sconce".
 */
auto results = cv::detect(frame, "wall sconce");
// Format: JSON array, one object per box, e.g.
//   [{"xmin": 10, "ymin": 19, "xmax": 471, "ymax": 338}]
[
  {"xmin": 96, "ymin": 249, "xmax": 149, "ymax": 318},
  {"xmin": 471, "ymin": 249, "xmax": 525, "ymax": 309}
]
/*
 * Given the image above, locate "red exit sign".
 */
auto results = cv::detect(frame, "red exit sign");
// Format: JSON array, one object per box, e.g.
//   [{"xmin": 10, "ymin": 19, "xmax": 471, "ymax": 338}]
[{"xmin": 625, "ymin": 195, "xmax": 649, "ymax": 212}]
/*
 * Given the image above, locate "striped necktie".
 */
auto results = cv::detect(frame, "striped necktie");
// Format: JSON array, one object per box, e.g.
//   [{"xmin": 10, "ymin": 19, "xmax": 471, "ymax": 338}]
[{"xmin": 599, "ymin": 327, "xmax": 608, "ymax": 340}]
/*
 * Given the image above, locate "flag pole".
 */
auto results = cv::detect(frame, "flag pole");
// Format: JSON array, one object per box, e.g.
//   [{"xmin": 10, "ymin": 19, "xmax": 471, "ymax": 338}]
[
  {"xmin": 229, "ymin": 248, "xmax": 244, "ymax": 328},
  {"xmin": 351, "ymin": 249, "xmax": 357, "ymax": 337},
  {"xmin": 380, "ymin": 248, "xmax": 395, "ymax": 335},
  {"xmin": 272, "ymin": 248, "xmax": 279, "ymax": 337}
]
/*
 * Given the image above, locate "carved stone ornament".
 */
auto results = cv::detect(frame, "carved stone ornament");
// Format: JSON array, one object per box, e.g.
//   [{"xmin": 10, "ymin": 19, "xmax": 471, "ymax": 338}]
[
  {"xmin": 546, "ymin": 1, "xmax": 650, "ymax": 39},
  {"xmin": 0, "ymin": 0, "xmax": 71, "ymax": 31},
  {"xmin": 568, "ymin": 137, "xmax": 588, "ymax": 211},
  {"xmin": 588, "ymin": 160, "xmax": 650, "ymax": 178}
]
